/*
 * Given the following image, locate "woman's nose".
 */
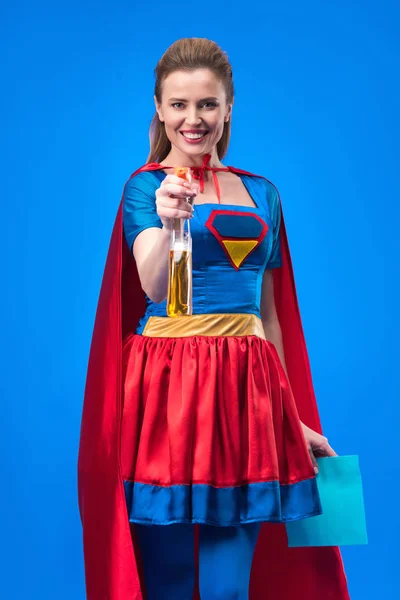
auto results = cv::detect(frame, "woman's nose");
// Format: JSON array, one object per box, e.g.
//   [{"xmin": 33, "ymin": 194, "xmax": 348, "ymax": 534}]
[{"xmin": 185, "ymin": 107, "xmax": 202, "ymax": 126}]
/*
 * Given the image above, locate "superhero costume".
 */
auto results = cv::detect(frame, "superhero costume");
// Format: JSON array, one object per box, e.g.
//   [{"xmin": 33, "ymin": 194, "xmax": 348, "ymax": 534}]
[{"xmin": 78, "ymin": 155, "xmax": 349, "ymax": 599}]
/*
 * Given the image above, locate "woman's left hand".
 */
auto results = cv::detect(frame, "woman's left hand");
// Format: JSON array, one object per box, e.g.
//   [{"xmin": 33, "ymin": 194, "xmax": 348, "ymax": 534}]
[{"xmin": 301, "ymin": 422, "xmax": 337, "ymax": 474}]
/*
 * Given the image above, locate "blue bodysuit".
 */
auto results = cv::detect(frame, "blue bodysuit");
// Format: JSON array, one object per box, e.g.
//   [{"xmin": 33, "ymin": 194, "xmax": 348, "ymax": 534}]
[{"xmin": 123, "ymin": 170, "xmax": 282, "ymax": 337}]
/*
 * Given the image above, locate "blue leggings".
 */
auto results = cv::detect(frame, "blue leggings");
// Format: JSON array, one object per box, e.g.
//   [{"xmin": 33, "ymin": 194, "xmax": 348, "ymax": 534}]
[{"xmin": 135, "ymin": 523, "xmax": 261, "ymax": 600}]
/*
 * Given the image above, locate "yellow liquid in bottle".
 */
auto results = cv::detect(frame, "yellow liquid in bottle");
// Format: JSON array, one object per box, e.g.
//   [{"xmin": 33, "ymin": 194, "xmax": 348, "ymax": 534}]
[{"xmin": 167, "ymin": 249, "xmax": 193, "ymax": 317}]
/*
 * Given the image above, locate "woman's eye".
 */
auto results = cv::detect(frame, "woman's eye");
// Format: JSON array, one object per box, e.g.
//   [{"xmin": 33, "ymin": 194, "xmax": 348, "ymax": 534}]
[{"xmin": 171, "ymin": 101, "xmax": 217, "ymax": 109}]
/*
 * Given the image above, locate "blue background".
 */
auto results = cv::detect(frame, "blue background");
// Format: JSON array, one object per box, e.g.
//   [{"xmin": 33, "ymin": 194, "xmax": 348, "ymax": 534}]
[{"xmin": 1, "ymin": 0, "xmax": 398, "ymax": 598}]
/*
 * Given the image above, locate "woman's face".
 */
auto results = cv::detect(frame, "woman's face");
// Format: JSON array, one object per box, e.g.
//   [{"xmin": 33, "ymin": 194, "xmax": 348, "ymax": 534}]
[{"xmin": 155, "ymin": 68, "xmax": 232, "ymax": 160}]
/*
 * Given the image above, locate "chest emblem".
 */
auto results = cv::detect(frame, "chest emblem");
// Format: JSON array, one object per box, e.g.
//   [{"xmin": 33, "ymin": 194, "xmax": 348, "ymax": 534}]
[{"xmin": 205, "ymin": 210, "xmax": 268, "ymax": 270}]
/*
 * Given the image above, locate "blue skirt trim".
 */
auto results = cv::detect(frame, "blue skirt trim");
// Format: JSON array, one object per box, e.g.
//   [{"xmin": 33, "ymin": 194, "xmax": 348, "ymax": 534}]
[{"xmin": 123, "ymin": 478, "xmax": 322, "ymax": 526}]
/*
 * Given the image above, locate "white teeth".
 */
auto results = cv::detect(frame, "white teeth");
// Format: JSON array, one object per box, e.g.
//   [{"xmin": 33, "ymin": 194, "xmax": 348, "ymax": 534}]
[{"xmin": 182, "ymin": 132, "xmax": 206, "ymax": 139}]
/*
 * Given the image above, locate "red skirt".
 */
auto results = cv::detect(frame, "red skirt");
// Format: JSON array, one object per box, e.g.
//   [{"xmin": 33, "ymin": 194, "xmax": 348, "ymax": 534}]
[{"xmin": 121, "ymin": 330, "xmax": 321, "ymax": 526}]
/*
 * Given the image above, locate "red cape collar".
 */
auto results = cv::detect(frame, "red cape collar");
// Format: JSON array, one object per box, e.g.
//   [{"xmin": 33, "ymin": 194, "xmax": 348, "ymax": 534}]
[{"xmin": 136, "ymin": 153, "xmax": 266, "ymax": 202}]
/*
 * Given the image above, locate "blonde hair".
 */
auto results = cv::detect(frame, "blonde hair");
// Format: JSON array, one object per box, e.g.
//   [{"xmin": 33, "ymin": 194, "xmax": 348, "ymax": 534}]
[{"xmin": 147, "ymin": 38, "xmax": 234, "ymax": 163}]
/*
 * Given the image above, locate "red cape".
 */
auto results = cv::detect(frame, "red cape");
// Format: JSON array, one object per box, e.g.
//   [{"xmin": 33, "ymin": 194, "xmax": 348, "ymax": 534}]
[{"xmin": 78, "ymin": 164, "xmax": 350, "ymax": 599}]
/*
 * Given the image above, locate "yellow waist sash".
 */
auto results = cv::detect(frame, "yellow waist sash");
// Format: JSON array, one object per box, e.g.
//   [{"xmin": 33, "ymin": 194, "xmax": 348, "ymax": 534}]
[{"xmin": 142, "ymin": 314, "xmax": 266, "ymax": 339}]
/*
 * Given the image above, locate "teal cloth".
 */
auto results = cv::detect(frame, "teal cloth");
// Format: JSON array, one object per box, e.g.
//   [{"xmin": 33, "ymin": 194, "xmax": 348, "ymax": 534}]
[{"xmin": 286, "ymin": 455, "xmax": 368, "ymax": 547}]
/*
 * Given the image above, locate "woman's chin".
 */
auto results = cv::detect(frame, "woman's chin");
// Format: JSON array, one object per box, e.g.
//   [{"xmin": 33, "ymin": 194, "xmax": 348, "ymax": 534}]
[{"xmin": 177, "ymin": 143, "xmax": 212, "ymax": 158}]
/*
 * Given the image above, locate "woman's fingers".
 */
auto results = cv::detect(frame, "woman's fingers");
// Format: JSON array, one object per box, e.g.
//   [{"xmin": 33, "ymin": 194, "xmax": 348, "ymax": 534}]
[
  {"xmin": 157, "ymin": 199, "xmax": 194, "ymax": 223},
  {"xmin": 156, "ymin": 196, "xmax": 194, "ymax": 221},
  {"xmin": 308, "ymin": 446, "xmax": 319, "ymax": 474},
  {"xmin": 315, "ymin": 440, "xmax": 337, "ymax": 457},
  {"xmin": 157, "ymin": 196, "xmax": 194, "ymax": 209},
  {"xmin": 158, "ymin": 182, "xmax": 197, "ymax": 199},
  {"xmin": 161, "ymin": 174, "xmax": 193, "ymax": 187},
  {"xmin": 302, "ymin": 423, "xmax": 338, "ymax": 474},
  {"xmin": 159, "ymin": 173, "xmax": 200, "ymax": 197},
  {"xmin": 155, "ymin": 175, "xmax": 199, "ymax": 227},
  {"xmin": 311, "ymin": 439, "xmax": 338, "ymax": 477}
]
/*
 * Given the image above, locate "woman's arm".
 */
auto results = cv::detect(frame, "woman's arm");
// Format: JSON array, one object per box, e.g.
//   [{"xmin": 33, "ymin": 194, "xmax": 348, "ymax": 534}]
[
  {"xmin": 260, "ymin": 269, "xmax": 336, "ymax": 471},
  {"xmin": 260, "ymin": 269, "xmax": 287, "ymax": 371},
  {"xmin": 130, "ymin": 174, "xmax": 198, "ymax": 303},
  {"xmin": 133, "ymin": 227, "xmax": 171, "ymax": 303}
]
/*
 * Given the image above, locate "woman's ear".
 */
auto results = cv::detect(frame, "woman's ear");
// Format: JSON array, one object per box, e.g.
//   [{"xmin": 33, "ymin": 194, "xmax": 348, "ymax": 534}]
[
  {"xmin": 225, "ymin": 100, "xmax": 233, "ymax": 123},
  {"xmin": 154, "ymin": 95, "xmax": 164, "ymax": 122}
]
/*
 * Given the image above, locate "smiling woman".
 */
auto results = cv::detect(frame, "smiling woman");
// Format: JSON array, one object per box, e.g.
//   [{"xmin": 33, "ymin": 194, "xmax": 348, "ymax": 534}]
[
  {"xmin": 154, "ymin": 69, "xmax": 231, "ymax": 155},
  {"xmin": 78, "ymin": 38, "xmax": 350, "ymax": 600},
  {"xmin": 148, "ymin": 38, "xmax": 233, "ymax": 166}
]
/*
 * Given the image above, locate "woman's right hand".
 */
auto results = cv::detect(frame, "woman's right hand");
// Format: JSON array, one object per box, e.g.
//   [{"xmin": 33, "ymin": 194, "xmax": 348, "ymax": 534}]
[{"xmin": 156, "ymin": 174, "xmax": 198, "ymax": 230}]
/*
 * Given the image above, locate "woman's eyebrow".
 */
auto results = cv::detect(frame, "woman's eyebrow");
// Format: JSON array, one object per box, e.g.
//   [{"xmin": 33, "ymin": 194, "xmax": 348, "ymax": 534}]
[{"xmin": 168, "ymin": 96, "xmax": 219, "ymax": 102}]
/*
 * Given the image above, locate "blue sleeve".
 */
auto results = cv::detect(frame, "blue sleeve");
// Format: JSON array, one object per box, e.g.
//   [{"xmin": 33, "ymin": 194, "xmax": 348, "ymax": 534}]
[
  {"xmin": 265, "ymin": 183, "xmax": 282, "ymax": 269},
  {"xmin": 123, "ymin": 171, "xmax": 163, "ymax": 251}
]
